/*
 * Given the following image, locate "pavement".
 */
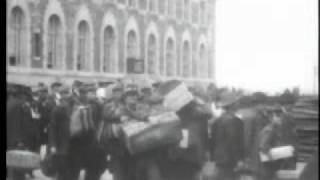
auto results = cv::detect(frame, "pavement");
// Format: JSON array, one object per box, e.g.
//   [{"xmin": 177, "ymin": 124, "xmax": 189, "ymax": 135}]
[{"xmin": 8, "ymin": 162, "xmax": 306, "ymax": 180}]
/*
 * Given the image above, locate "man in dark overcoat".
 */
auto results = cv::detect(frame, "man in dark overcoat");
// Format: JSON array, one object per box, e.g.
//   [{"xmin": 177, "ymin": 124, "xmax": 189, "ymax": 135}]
[
  {"xmin": 209, "ymin": 91, "xmax": 245, "ymax": 180},
  {"xmin": 49, "ymin": 85, "xmax": 73, "ymax": 180},
  {"xmin": 164, "ymin": 98, "xmax": 212, "ymax": 180},
  {"xmin": 79, "ymin": 83, "xmax": 107, "ymax": 180},
  {"xmin": 100, "ymin": 83, "xmax": 132, "ymax": 180},
  {"xmin": 7, "ymin": 84, "xmax": 41, "ymax": 180},
  {"xmin": 50, "ymin": 83, "xmax": 107, "ymax": 180}
]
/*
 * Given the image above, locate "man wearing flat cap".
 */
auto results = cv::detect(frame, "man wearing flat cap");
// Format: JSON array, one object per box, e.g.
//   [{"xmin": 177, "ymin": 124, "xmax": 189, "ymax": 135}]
[
  {"xmin": 7, "ymin": 83, "xmax": 41, "ymax": 180},
  {"xmin": 49, "ymin": 84, "xmax": 74, "ymax": 180},
  {"xmin": 209, "ymin": 91, "xmax": 245, "ymax": 180},
  {"xmin": 99, "ymin": 82, "xmax": 138, "ymax": 180}
]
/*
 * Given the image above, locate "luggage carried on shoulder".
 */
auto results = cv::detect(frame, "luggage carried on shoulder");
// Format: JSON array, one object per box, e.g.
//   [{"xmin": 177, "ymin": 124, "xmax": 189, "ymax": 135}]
[{"xmin": 120, "ymin": 112, "xmax": 182, "ymax": 154}]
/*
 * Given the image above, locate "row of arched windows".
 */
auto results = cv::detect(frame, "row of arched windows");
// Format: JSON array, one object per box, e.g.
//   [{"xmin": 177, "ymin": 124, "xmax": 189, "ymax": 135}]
[
  {"xmin": 121, "ymin": 0, "xmax": 208, "ymax": 25},
  {"xmin": 7, "ymin": 5, "xmax": 211, "ymax": 78}
]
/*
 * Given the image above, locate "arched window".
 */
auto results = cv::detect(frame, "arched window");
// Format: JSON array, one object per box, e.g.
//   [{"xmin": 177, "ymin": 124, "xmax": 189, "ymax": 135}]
[
  {"xmin": 128, "ymin": 0, "xmax": 136, "ymax": 7},
  {"xmin": 200, "ymin": 1, "xmax": 206, "ymax": 25},
  {"xmin": 191, "ymin": 1, "xmax": 199, "ymax": 24},
  {"xmin": 182, "ymin": 41, "xmax": 190, "ymax": 78},
  {"xmin": 77, "ymin": 20, "xmax": 90, "ymax": 71},
  {"xmin": 127, "ymin": 30, "xmax": 138, "ymax": 59},
  {"xmin": 199, "ymin": 44, "xmax": 207, "ymax": 77},
  {"xmin": 139, "ymin": 0, "xmax": 147, "ymax": 10},
  {"xmin": 103, "ymin": 26, "xmax": 116, "ymax": 73},
  {"xmin": 165, "ymin": 38, "xmax": 175, "ymax": 76},
  {"xmin": 192, "ymin": 48, "xmax": 197, "ymax": 77},
  {"xmin": 118, "ymin": 0, "xmax": 126, "ymax": 4},
  {"xmin": 149, "ymin": 0, "xmax": 157, "ymax": 13},
  {"xmin": 47, "ymin": 15, "xmax": 62, "ymax": 69},
  {"xmin": 167, "ymin": 0, "xmax": 175, "ymax": 17},
  {"xmin": 176, "ymin": 0, "xmax": 183, "ymax": 19},
  {"xmin": 147, "ymin": 34, "xmax": 157, "ymax": 74},
  {"xmin": 159, "ymin": 0, "xmax": 165, "ymax": 14},
  {"xmin": 184, "ymin": 0, "xmax": 190, "ymax": 21},
  {"xmin": 8, "ymin": 7, "xmax": 26, "ymax": 67},
  {"xmin": 208, "ymin": 51, "xmax": 212, "ymax": 78}
]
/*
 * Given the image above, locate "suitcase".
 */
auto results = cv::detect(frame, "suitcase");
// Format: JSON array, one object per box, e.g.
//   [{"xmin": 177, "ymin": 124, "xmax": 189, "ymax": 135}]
[
  {"xmin": 122, "ymin": 120, "xmax": 182, "ymax": 154},
  {"xmin": 6, "ymin": 150, "xmax": 41, "ymax": 170}
]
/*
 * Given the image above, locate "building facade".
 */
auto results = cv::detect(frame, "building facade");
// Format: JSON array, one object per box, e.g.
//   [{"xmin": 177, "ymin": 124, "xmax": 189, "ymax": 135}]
[{"xmin": 7, "ymin": 0, "xmax": 215, "ymax": 86}]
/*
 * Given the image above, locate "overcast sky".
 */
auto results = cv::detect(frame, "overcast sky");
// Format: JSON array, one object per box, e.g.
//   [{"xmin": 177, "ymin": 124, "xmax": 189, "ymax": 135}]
[{"xmin": 215, "ymin": 0, "xmax": 318, "ymax": 95}]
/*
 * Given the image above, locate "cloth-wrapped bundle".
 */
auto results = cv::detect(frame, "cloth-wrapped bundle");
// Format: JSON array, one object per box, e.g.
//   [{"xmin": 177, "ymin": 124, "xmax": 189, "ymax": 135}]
[
  {"xmin": 259, "ymin": 145, "xmax": 295, "ymax": 162},
  {"xmin": 120, "ymin": 112, "xmax": 182, "ymax": 154},
  {"xmin": 6, "ymin": 150, "xmax": 41, "ymax": 169},
  {"xmin": 156, "ymin": 80, "xmax": 194, "ymax": 111}
]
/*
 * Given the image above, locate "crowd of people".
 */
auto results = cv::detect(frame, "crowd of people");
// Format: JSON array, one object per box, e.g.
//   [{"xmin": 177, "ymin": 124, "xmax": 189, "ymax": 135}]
[{"xmin": 7, "ymin": 78, "xmax": 302, "ymax": 180}]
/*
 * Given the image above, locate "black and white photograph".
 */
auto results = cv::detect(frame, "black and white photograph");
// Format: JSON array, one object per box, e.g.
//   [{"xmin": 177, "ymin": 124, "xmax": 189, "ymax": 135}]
[{"xmin": 6, "ymin": 0, "xmax": 318, "ymax": 180}]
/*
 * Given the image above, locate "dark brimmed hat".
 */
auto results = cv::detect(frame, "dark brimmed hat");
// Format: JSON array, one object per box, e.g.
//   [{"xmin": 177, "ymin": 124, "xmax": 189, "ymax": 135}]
[
  {"xmin": 72, "ymin": 80, "xmax": 83, "ymax": 88},
  {"xmin": 123, "ymin": 84, "xmax": 139, "ymax": 96},
  {"xmin": 217, "ymin": 91, "xmax": 241, "ymax": 107},
  {"xmin": 112, "ymin": 83, "xmax": 124, "ymax": 92},
  {"xmin": 79, "ymin": 83, "xmax": 96, "ymax": 94},
  {"xmin": 98, "ymin": 81, "xmax": 114, "ymax": 88},
  {"xmin": 51, "ymin": 82, "xmax": 62, "ymax": 89},
  {"xmin": 57, "ymin": 85, "xmax": 70, "ymax": 94}
]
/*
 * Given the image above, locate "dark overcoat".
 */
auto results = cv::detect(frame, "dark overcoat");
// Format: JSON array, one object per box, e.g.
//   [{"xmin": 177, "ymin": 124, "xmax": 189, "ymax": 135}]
[
  {"xmin": 49, "ymin": 100, "xmax": 73, "ymax": 155},
  {"xmin": 209, "ymin": 111, "xmax": 245, "ymax": 168},
  {"xmin": 7, "ymin": 96, "xmax": 41, "ymax": 151}
]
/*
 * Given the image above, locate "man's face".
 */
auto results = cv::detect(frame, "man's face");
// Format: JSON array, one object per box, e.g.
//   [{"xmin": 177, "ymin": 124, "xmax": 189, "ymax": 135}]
[
  {"xmin": 125, "ymin": 94, "xmax": 138, "ymax": 106},
  {"xmin": 141, "ymin": 90, "xmax": 152, "ymax": 100},
  {"xmin": 60, "ymin": 91, "xmax": 70, "ymax": 100},
  {"xmin": 86, "ymin": 91, "xmax": 96, "ymax": 101},
  {"xmin": 52, "ymin": 86, "xmax": 60, "ymax": 94},
  {"xmin": 271, "ymin": 112, "xmax": 282, "ymax": 125},
  {"xmin": 211, "ymin": 103, "xmax": 223, "ymax": 118},
  {"xmin": 32, "ymin": 93, "xmax": 40, "ymax": 102},
  {"xmin": 112, "ymin": 90, "xmax": 123, "ymax": 101}
]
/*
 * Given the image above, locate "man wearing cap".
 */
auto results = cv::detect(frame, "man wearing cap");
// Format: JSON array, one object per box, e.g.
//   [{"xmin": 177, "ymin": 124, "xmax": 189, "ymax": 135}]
[
  {"xmin": 257, "ymin": 105, "xmax": 298, "ymax": 180},
  {"xmin": 209, "ymin": 91, "xmax": 245, "ymax": 180},
  {"xmin": 79, "ymin": 83, "xmax": 107, "ymax": 180},
  {"xmin": 49, "ymin": 84, "xmax": 74, "ymax": 180},
  {"xmin": 100, "ymin": 82, "xmax": 132, "ymax": 180},
  {"xmin": 7, "ymin": 84, "xmax": 41, "ymax": 180},
  {"xmin": 163, "ymin": 84, "xmax": 212, "ymax": 180},
  {"xmin": 51, "ymin": 83, "xmax": 107, "ymax": 180}
]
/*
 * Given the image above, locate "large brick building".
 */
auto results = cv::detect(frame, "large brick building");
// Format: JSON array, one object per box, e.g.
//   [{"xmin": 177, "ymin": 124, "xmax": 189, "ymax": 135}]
[{"xmin": 6, "ymin": 0, "xmax": 215, "ymax": 86}]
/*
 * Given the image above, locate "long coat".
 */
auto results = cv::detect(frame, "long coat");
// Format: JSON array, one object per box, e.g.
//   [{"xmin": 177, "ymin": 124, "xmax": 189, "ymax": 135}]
[
  {"xmin": 7, "ymin": 96, "xmax": 41, "ymax": 151},
  {"xmin": 238, "ymin": 108, "xmax": 270, "ymax": 174},
  {"xmin": 209, "ymin": 111, "xmax": 245, "ymax": 168},
  {"xmin": 162, "ymin": 100, "xmax": 212, "ymax": 180},
  {"xmin": 49, "ymin": 100, "xmax": 73, "ymax": 155},
  {"xmin": 173, "ymin": 100, "xmax": 212, "ymax": 167}
]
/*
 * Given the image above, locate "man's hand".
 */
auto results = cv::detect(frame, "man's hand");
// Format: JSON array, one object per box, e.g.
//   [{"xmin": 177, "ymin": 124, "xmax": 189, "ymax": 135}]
[
  {"xmin": 234, "ymin": 160, "xmax": 245, "ymax": 171},
  {"xmin": 51, "ymin": 147, "xmax": 57, "ymax": 154},
  {"xmin": 120, "ymin": 116, "xmax": 129, "ymax": 123},
  {"xmin": 17, "ymin": 142, "xmax": 25, "ymax": 150}
]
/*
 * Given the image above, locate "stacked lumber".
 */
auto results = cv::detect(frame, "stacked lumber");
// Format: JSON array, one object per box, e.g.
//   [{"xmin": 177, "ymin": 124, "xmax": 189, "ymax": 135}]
[{"xmin": 289, "ymin": 96, "xmax": 318, "ymax": 162}]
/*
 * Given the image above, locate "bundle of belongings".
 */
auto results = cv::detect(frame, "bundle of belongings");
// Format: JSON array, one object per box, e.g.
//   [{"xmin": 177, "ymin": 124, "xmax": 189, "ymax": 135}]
[{"xmin": 117, "ymin": 80, "xmax": 200, "ymax": 155}]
